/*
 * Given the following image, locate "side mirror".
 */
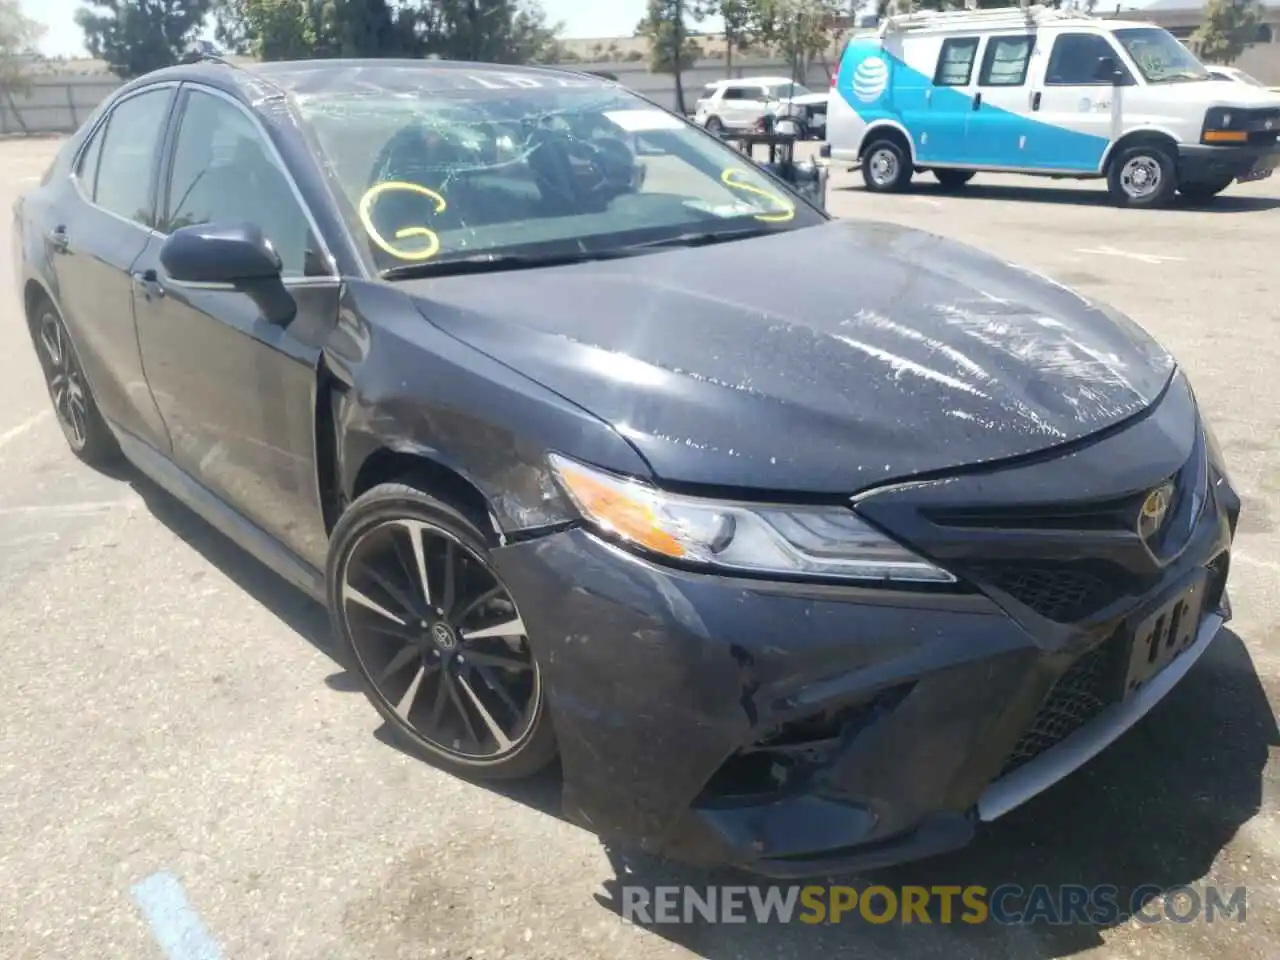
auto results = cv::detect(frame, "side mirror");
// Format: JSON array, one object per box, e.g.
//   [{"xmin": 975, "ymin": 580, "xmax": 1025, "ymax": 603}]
[
  {"xmin": 1094, "ymin": 54, "xmax": 1126, "ymax": 85},
  {"xmin": 159, "ymin": 222, "xmax": 296, "ymax": 325}
]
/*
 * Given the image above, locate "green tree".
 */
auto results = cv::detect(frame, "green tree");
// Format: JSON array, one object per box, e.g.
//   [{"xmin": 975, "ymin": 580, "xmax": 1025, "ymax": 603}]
[
  {"xmin": 749, "ymin": 0, "xmax": 844, "ymax": 79},
  {"xmin": 76, "ymin": 0, "xmax": 213, "ymax": 79},
  {"xmin": 0, "ymin": 0, "xmax": 44, "ymax": 132},
  {"xmin": 637, "ymin": 0, "xmax": 704, "ymax": 114},
  {"xmin": 1193, "ymin": 0, "xmax": 1264, "ymax": 64},
  {"xmin": 703, "ymin": 0, "xmax": 755, "ymax": 76}
]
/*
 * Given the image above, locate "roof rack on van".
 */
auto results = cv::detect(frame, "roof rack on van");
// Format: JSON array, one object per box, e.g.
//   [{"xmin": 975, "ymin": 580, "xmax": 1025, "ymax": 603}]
[{"xmin": 877, "ymin": 3, "xmax": 1080, "ymax": 35}]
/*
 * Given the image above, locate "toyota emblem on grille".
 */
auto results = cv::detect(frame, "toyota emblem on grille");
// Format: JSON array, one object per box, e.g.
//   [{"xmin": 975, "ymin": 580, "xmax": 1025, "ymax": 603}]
[{"xmin": 1138, "ymin": 482, "xmax": 1175, "ymax": 542}]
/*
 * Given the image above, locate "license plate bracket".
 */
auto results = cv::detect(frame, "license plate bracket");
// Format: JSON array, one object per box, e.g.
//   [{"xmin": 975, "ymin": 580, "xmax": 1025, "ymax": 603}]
[
  {"xmin": 1238, "ymin": 155, "xmax": 1278, "ymax": 183},
  {"xmin": 1121, "ymin": 573, "xmax": 1206, "ymax": 698}
]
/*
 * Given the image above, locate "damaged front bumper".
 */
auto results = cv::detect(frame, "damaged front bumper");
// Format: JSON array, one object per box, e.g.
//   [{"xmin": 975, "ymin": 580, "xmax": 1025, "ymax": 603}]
[{"xmin": 493, "ymin": 508, "xmax": 1234, "ymax": 877}]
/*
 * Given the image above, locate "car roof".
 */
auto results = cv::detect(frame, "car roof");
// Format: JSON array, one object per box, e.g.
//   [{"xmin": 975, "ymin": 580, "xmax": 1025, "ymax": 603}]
[{"xmin": 118, "ymin": 57, "xmax": 610, "ymax": 106}]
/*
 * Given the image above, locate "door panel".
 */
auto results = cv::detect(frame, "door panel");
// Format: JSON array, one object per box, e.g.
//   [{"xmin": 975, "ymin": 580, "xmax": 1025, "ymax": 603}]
[
  {"xmin": 917, "ymin": 35, "xmax": 982, "ymax": 165},
  {"xmin": 968, "ymin": 33, "xmax": 1037, "ymax": 168},
  {"xmin": 1026, "ymin": 32, "xmax": 1126, "ymax": 171},
  {"xmin": 133, "ymin": 245, "xmax": 337, "ymax": 566},
  {"xmin": 51, "ymin": 86, "xmax": 175, "ymax": 451},
  {"xmin": 133, "ymin": 85, "xmax": 338, "ymax": 567}
]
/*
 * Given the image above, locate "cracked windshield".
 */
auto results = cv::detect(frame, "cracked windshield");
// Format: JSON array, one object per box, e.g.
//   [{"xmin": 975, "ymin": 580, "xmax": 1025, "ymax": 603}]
[
  {"xmin": 1114, "ymin": 27, "xmax": 1212, "ymax": 82},
  {"xmin": 295, "ymin": 75, "xmax": 820, "ymax": 274}
]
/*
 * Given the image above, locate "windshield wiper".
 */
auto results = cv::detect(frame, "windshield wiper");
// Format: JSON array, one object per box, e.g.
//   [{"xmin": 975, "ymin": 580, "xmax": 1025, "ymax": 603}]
[
  {"xmin": 380, "ymin": 250, "xmax": 632, "ymax": 280},
  {"xmin": 621, "ymin": 225, "xmax": 784, "ymax": 251}
]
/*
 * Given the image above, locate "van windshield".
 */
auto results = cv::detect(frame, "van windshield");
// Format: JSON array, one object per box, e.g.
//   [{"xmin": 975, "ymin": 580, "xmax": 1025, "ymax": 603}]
[{"xmin": 1113, "ymin": 27, "xmax": 1211, "ymax": 83}]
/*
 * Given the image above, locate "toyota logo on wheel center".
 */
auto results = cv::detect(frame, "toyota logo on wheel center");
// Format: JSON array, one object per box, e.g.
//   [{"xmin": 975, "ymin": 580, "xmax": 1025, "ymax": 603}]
[{"xmin": 431, "ymin": 621, "xmax": 458, "ymax": 650}]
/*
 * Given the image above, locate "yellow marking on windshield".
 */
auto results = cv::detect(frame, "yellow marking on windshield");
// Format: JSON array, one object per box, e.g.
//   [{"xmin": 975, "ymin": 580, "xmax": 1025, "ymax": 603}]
[
  {"xmin": 358, "ymin": 181, "xmax": 448, "ymax": 261},
  {"xmin": 720, "ymin": 168, "xmax": 795, "ymax": 223}
]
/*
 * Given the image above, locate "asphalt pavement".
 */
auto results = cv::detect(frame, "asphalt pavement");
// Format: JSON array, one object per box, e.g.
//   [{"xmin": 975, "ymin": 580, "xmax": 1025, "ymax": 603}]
[{"xmin": 0, "ymin": 138, "xmax": 1276, "ymax": 960}]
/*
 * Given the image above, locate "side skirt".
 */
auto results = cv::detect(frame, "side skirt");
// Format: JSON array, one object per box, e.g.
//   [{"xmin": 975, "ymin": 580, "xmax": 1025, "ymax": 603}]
[{"xmin": 114, "ymin": 428, "xmax": 327, "ymax": 605}]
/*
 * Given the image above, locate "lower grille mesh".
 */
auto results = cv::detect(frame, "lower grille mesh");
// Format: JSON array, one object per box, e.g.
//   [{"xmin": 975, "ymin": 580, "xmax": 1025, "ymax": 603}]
[
  {"xmin": 971, "ymin": 563, "xmax": 1125, "ymax": 622},
  {"xmin": 1000, "ymin": 639, "xmax": 1118, "ymax": 776}
]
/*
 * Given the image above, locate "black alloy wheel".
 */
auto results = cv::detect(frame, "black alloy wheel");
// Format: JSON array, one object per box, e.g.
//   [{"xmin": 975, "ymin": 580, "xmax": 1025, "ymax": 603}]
[
  {"xmin": 33, "ymin": 303, "xmax": 118, "ymax": 465},
  {"xmin": 327, "ymin": 484, "xmax": 557, "ymax": 779}
]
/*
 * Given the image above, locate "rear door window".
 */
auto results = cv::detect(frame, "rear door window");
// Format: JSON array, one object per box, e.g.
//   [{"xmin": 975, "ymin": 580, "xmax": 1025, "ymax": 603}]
[
  {"xmin": 93, "ymin": 88, "xmax": 173, "ymax": 226},
  {"xmin": 979, "ymin": 35, "xmax": 1035, "ymax": 86},
  {"xmin": 935, "ymin": 37, "xmax": 981, "ymax": 86}
]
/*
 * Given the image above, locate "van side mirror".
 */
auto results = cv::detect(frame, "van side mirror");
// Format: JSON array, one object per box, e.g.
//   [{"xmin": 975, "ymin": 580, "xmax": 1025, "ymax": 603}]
[{"xmin": 1094, "ymin": 54, "xmax": 1126, "ymax": 85}]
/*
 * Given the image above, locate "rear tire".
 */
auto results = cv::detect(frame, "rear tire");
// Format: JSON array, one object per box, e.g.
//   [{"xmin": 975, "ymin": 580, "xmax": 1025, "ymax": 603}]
[
  {"xmin": 1177, "ymin": 178, "xmax": 1233, "ymax": 202},
  {"xmin": 1107, "ymin": 144, "xmax": 1177, "ymax": 208},
  {"xmin": 326, "ymin": 481, "xmax": 558, "ymax": 781},
  {"xmin": 30, "ymin": 300, "xmax": 120, "ymax": 467},
  {"xmin": 933, "ymin": 168, "xmax": 975, "ymax": 189},
  {"xmin": 861, "ymin": 138, "xmax": 912, "ymax": 193}
]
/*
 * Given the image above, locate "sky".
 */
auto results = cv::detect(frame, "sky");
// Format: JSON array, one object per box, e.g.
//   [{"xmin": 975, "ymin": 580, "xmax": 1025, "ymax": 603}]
[{"xmin": 23, "ymin": 0, "xmax": 655, "ymax": 59}]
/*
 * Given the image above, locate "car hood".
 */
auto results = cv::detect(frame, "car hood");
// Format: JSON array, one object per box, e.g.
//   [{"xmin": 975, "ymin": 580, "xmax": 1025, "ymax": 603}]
[
  {"xmin": 781, "ymin": 93, "xmax": 830, "ymax": 106},
  {"xmin": 403, "ymin": 220, "xmax": 1175, "ymax": 494},
  {"xmin": 1181, "ymin": 79, "xmax": 1280, "ymax": 107}
]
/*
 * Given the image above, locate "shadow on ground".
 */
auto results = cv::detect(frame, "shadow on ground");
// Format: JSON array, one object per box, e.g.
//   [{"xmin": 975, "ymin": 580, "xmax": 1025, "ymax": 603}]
[
  {"xmin": 837, "ymin": 179, "xmax": 1280, "ymax": 212},
  {"xmin": 121, "ymin": 463, "xmax": 1276, "ymax": 958}
]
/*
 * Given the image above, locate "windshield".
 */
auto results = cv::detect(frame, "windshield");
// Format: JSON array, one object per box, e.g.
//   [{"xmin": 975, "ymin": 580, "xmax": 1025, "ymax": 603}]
[
  {"xmin": 1113, "ymin": 27, "xmax": 1211, "ymax": 83},
  {"xmin": 294, "ymin": 76, "xmax": 822, "ymax": 274}
]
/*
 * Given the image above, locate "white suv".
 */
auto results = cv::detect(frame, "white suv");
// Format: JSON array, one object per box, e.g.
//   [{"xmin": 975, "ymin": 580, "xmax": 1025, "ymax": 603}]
[{"xmin": 694, "ymin": 77, "xmax": 829, "ymax": 138}]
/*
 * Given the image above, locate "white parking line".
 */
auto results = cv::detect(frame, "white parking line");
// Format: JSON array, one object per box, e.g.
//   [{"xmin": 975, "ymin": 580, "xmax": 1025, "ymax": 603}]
[
  {"xmin": 1075, "ymin": 244, "xmax": 1185, "ymax": 265},
  {"xmin": 0, "ymin": 410, "xmax": 49, "ymax": 453}
]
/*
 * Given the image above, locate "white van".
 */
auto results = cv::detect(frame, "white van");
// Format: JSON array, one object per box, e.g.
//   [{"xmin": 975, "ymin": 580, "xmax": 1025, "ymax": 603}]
[{"xmin": 824, "ymin": 5, "xmax": 1280, "ymax": 206}]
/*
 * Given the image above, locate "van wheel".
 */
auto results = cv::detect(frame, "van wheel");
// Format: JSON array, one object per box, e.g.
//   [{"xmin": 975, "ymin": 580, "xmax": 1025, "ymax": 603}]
[
  {"xmin": 933, "ymin": 169, "xmax": 975, "ymax": 189},
  {"xmin": 1178, "ymin": 178, "xmax": 1233, "ymax": 202},
  {"xmin": 1107, "ymin": 144, "xmax": 1177, "ymax": 208},
  {"xmin": 862, "ymin": 139, "xmax": 912, "ymax": 192}
]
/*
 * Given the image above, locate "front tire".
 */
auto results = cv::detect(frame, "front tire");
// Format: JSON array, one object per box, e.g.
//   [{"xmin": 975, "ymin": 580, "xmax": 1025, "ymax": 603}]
[
  {"xmin": 861, "ymin": 138, "xmax": 913, "ymax": 192},
  {"xmin": 1178, "ymin": 178, "xmax": 1233, "ymax": 202},
  {"xmin": 31, "ymin": 301, "xmax": 119, "ymax": 466},
  {"xmin": 326, "ymin": 482, "xmax": 557, "ymax": 781},
  {"xmin": 1107, "ymin": 144, "xmax": 1177, "ymax": 208},
  {"xmin": 704, "ymin": 116, "xmax": 724, "ymax": 136}
]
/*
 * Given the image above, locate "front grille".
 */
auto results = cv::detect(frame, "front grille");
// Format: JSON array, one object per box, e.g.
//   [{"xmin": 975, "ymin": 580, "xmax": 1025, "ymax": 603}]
[
  {"xmin": 1245, "ymin": 108, "xmax": 1280, "ymax": 145},
  {"xmin": 1000, "ymin": 639, "xmax": 1120, "ymax": 776},
  {"xmin": 967, "ymin": 562, "xmax": 1130, "ymax": 622}
]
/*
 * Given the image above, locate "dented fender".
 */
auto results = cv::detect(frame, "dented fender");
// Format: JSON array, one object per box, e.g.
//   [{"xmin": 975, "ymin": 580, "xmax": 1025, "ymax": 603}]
[{"xmin": 322, "ymin": 280, "xmax": 654, "ymax": 535}]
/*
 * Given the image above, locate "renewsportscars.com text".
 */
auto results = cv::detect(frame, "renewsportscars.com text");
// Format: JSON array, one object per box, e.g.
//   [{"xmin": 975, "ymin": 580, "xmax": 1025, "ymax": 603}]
[{"xmin": 621, "ymin": 884, "xmax": 1248, "ymax": 926}]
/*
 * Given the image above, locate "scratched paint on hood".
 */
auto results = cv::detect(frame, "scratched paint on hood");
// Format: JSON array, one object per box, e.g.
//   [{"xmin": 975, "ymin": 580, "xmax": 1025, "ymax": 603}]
[{"xmin": 400, "ymin": 219, "xmax": 1175, "ymax": 495}]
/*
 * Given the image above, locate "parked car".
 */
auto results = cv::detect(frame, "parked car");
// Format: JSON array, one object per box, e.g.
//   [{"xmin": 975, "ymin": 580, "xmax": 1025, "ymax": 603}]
[
  {"xmin": 15, "ymin": 55, "xmax": 1238, "ymax": 878},
  {"xmin": 694, "ymin": 76, "xmax": 829, "ymax": 139},
  {"xmin": 826, "ymin": 5, "xmax": 1280, "ymax": 206}
]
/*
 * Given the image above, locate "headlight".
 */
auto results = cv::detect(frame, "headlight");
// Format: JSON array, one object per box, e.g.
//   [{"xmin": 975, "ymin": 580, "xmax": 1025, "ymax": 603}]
[
  {"xmin": 548, "ymin": 454, "xmax": 956, "ymax": 584},
  {"xmin": 1202, "ymin": 107, "xmax": 1248, "ymax": 143}
]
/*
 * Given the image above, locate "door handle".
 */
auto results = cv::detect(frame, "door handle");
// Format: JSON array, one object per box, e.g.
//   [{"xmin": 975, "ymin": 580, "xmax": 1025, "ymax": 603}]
[
  {"xmin": 972, "ymin": 92, "xmax": 983, "ymax": 111},
  {"xmin": 46, "ymin": 225, "xmax": 68, "ymax": 253},
  {"xmin": 1032, "ymin": 91, "xmax": 1042, "ymax": 111},
  {"xmin": 131, "ymin": 268, "xmax": 165, "ymax": 300}
]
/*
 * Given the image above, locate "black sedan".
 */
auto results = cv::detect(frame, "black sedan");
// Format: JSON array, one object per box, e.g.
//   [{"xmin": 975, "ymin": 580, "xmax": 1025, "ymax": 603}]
[{"xmin": 13, "ymin": 57, "xmax": 1239, "ymax": 878}]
